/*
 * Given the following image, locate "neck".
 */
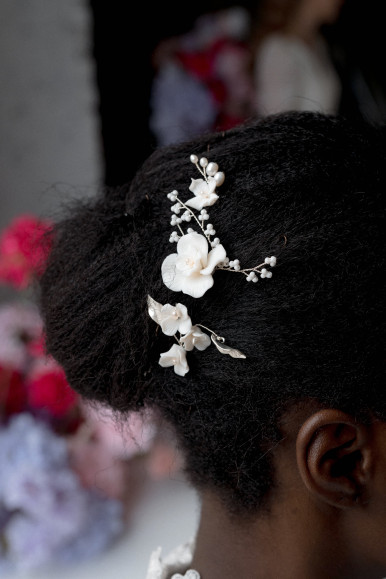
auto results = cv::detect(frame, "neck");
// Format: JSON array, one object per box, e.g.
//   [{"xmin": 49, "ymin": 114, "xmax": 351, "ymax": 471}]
[{"xmin": 190, "ymin": 492, "xmax": 372, "ymax": 579}]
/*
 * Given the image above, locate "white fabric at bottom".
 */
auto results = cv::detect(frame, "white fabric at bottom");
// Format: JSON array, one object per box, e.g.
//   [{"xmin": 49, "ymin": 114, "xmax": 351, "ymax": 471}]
[{"xmin": 145, "ymin": 539, "xmax": 200, "ymax": 579}]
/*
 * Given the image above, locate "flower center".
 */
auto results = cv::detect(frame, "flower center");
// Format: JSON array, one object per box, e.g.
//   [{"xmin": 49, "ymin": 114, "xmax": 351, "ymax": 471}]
[{"xmin": 185, "ymin": 257, "xmax": 195, "ymax": 268}]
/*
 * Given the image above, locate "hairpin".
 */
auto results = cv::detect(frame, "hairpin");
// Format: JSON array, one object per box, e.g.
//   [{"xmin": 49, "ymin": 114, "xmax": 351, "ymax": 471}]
[
  {"xmin": 148, "ymin": 295, "xmax": 246, "ymax": 376},
  {"xmin": 161, "ymin": 154, "xmax": 277, "ymax": 299}
]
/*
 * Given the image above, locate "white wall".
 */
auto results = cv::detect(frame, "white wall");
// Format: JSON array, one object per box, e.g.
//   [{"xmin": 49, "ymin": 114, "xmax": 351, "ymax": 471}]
[{"xmin": 0, "ymin": 0, "xmax": 102, "ymax": 234}]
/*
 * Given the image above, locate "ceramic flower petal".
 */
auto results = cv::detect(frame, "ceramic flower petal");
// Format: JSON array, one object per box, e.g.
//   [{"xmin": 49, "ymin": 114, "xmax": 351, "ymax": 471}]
[
  {"xmin": 159, "ymin": 344, "xmax": 189, "ymax": 376},
  {"xmin": 188, "ymin": 177, "xmax": 217, "ymax": 196},
  {"xmin": 175, "ymin": 303, "xmax": 192, "ymax": 334},
  {"xmin": 180, "ymin": 273, "xmax": 214, "ymax": 298},
  {"xmin": 180, "ymin": 326, "xmax": 211, "ymax": 352},
  {"xmin": 200, "ymin": 244, "xmax": 227, "ymax": 275},
  {"xmin": 177, "ymin": 232, "xmax": 208, "ymax": 258},
  {"xmin": 185, "ymin": 177, "xmax": 219, "ymax": 211},
  {"xmin": 175, "ymin": 249, "xmax": 204, "ymax": 276},
  {"xmin": 185, "ymin": 194, "xmax": 219, "ymax": 211},
  {"xmin": 161, "ymin": 254, "xmax": 184, "ymax": 292}
]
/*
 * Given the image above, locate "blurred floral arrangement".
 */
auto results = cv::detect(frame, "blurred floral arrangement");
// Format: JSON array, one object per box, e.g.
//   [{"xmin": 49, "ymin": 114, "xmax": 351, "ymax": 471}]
[
  {"xmin": 0, "ymin": 215, "xmax": 183, "ymax": 574},
  {"xmin": 149, "ymin": 6, "xmax": 255, "ymax": 146}
]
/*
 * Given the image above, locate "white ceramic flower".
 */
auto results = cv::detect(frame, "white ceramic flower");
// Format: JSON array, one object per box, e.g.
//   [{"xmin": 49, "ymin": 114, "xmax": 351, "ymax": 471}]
[
  {"xmin": 147, "ymin": 296, "xmax": 192, "ymax": 336},
  {"xmin": 180, "ymin": 325, "xmax": 211, "ymax": 352},
  {"xmin": 161, "ymin": 232, "xmax": 227, "ymax": 298},
  {"xmin": 185, "ymin": 177, "xmax": 219, "ymax": 211},
  {"xmin": 159, "ymin": 344, "xmax": 189, "ymax": 376},
  {"xmin": 158, "ymin": 303, "xmax": 192, "ymax": 336}
]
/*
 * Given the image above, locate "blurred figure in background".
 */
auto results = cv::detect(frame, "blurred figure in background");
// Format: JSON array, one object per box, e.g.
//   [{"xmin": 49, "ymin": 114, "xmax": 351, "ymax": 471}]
[
  {"xmin": 251, "ymin": 0, "xmax": 345, "ymax": 116},
  {"xmin": 149, "ymin": 5, "xmax": 255, "ymax": 146}
]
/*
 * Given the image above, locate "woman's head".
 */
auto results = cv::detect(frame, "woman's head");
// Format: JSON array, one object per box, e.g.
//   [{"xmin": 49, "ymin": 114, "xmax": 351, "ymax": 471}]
[{"xmin": 38, "ymin": 111, "xmax": 386, "ymax": 520}]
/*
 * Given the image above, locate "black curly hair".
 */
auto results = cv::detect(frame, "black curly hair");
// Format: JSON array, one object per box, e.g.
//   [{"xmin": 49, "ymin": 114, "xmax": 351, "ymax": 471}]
[{"xmin": 38, "ymin": 111, "xmax": 386, "ymax": 519}]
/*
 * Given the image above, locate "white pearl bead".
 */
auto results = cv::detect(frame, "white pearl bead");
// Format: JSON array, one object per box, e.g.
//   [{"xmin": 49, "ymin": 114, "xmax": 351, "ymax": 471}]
[
  {"xmin": 190, "ymin": 154, "xmax": 198, "ymax": 164},
  {"xmin": 206, "ymin": 162, "xmax": 218, "ymax": 176},
  {"xmin": 214, "ymin": 172, "xmax": 225, "ymax": 186},
  {"xmin": 200, "ymin": 157, "xmax": 208, "ymax": 167}
]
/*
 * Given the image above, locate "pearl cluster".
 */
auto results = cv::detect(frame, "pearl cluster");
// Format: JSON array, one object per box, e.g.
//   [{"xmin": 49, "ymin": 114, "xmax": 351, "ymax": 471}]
[
  {"xmin": 190, "ymin": 154, "xmax": 225, "ymax": 186},
  {"xmin": 190, "ymin": 155, "xmax": 225, "ymax": 248},
  {"xmin": 167, "ymin": 154, "xmax": 225, "ymax": 246},
  {"xmin": 228, "ymin": 259, "xmax": 240, "ymax": 271},
  {"xmin": 223, "ymin": 255, "xmax": 277, "ymax": 281}
]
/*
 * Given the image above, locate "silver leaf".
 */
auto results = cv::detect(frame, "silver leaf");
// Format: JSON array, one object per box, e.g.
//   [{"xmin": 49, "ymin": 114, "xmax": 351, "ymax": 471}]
[
  {"xmin": 211, "ymin": 334, "xmax": 246, "ymax": 359},
  {"xmin": 147, "ymin": 295, "xmax": 163, "ymax": 326}
]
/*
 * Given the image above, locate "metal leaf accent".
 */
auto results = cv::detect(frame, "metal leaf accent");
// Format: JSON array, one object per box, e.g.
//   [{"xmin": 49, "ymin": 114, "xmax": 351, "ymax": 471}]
[
  {"xmin": 147, "ymin": 295, "xmax": 163, "ymax": 326},
  {"xmin": 211, "ymin": 334, "xmax": 246, "ymax": 359}
]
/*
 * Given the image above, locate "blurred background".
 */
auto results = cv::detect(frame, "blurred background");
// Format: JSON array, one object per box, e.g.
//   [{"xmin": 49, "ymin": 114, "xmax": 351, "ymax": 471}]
[{"xmin": 1, "ymin": 0, "xmax": 385, "ymax": 577}]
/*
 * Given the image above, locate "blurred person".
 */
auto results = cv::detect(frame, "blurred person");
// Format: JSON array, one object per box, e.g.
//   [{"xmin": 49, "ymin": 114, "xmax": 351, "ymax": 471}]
[
  {"xmin": 251, "ymin": 0, "xmax": 345, "ymax": 116},
  {"xmin": 149, "ymin": 5, "xmax": 255, "ymax": 146}
]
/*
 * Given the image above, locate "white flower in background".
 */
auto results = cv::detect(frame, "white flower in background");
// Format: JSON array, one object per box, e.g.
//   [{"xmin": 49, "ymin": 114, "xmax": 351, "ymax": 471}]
[
  {"xmin": 156, "ymin": 303, "xmax": 192, "ymax": 336},
  {"xmin": 159, "ymin": 344, "xmax": 189, "ymax": 376},
  {"xmin": 161, "ymin": 232, "xmax": 226, "ymax": 298},
  {"xmin": 180, "ymin": 326, "xmax": 211, "ymax": 352},
  {"xmin": 185, "ymin": 177, "xmax": 219, "ymax": 211}
]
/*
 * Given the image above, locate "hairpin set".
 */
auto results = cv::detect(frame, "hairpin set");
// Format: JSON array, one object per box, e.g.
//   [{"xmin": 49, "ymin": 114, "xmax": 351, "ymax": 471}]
[
  {"xmin": 148, "ymin": 154, "xmax": 277, "ymax": 375},
  {"xmin": 162, "ymin": 154, "xmax": 276, "ymax": 300}
]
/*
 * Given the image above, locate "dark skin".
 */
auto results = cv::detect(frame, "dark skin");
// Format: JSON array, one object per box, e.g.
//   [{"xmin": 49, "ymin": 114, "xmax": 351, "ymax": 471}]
[{"xmin": 190, "ymin": 404, "xmax": 386, "ymax": 579}]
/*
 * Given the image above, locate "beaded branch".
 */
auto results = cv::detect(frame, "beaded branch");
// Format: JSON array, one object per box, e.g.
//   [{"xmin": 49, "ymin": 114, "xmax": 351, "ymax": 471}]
[{"xmin": 166, "ymin": 154, "xmax": 277, "ymax": 286}]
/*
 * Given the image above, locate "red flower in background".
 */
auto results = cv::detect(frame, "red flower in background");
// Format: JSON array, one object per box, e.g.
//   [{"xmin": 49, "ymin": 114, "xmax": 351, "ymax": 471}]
[
  {"xmin": 26, "ymin": 357, "xmax": 78, "ymax": 418},
  {"xmin": 0, "ymin": 363, "xmax": 26, "ymax": 415},
  {"xmin": 0, "ymin": 214, "xmax": 53, "ymax": 290}
]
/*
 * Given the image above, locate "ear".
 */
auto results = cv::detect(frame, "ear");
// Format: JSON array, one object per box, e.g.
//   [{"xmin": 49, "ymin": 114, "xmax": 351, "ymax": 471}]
[{"xmin": 296, "ymin": 409, "xmax": 372, "ymax": 509}]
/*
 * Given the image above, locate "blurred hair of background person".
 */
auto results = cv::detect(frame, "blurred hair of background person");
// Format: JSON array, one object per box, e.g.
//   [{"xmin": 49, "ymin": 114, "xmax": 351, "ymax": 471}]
[{"xmin": 250, "ymin": 0, "xmax": 346, "ymax": 117}]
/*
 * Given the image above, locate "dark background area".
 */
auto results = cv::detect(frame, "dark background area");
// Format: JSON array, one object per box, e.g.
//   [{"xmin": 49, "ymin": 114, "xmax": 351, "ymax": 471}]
[{"xmin": 89, "ymin": 0, "xmax": 386, "ymax": 188}]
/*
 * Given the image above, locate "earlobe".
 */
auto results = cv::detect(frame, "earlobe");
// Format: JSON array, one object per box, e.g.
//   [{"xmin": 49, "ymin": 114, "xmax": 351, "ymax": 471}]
[{"xmin": 296, "ymin": 409, "xmax": 372, "ymax": 509}]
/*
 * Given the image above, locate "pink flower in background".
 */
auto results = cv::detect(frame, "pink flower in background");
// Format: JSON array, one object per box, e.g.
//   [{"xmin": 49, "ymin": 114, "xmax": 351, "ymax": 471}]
[
  {"xmin": 26, "ymin": 357, "xmax": 78, "ymax": 418},
  {"xmin": 0, "ymin": 214, "xmax": 53, "ymax": 290}
]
